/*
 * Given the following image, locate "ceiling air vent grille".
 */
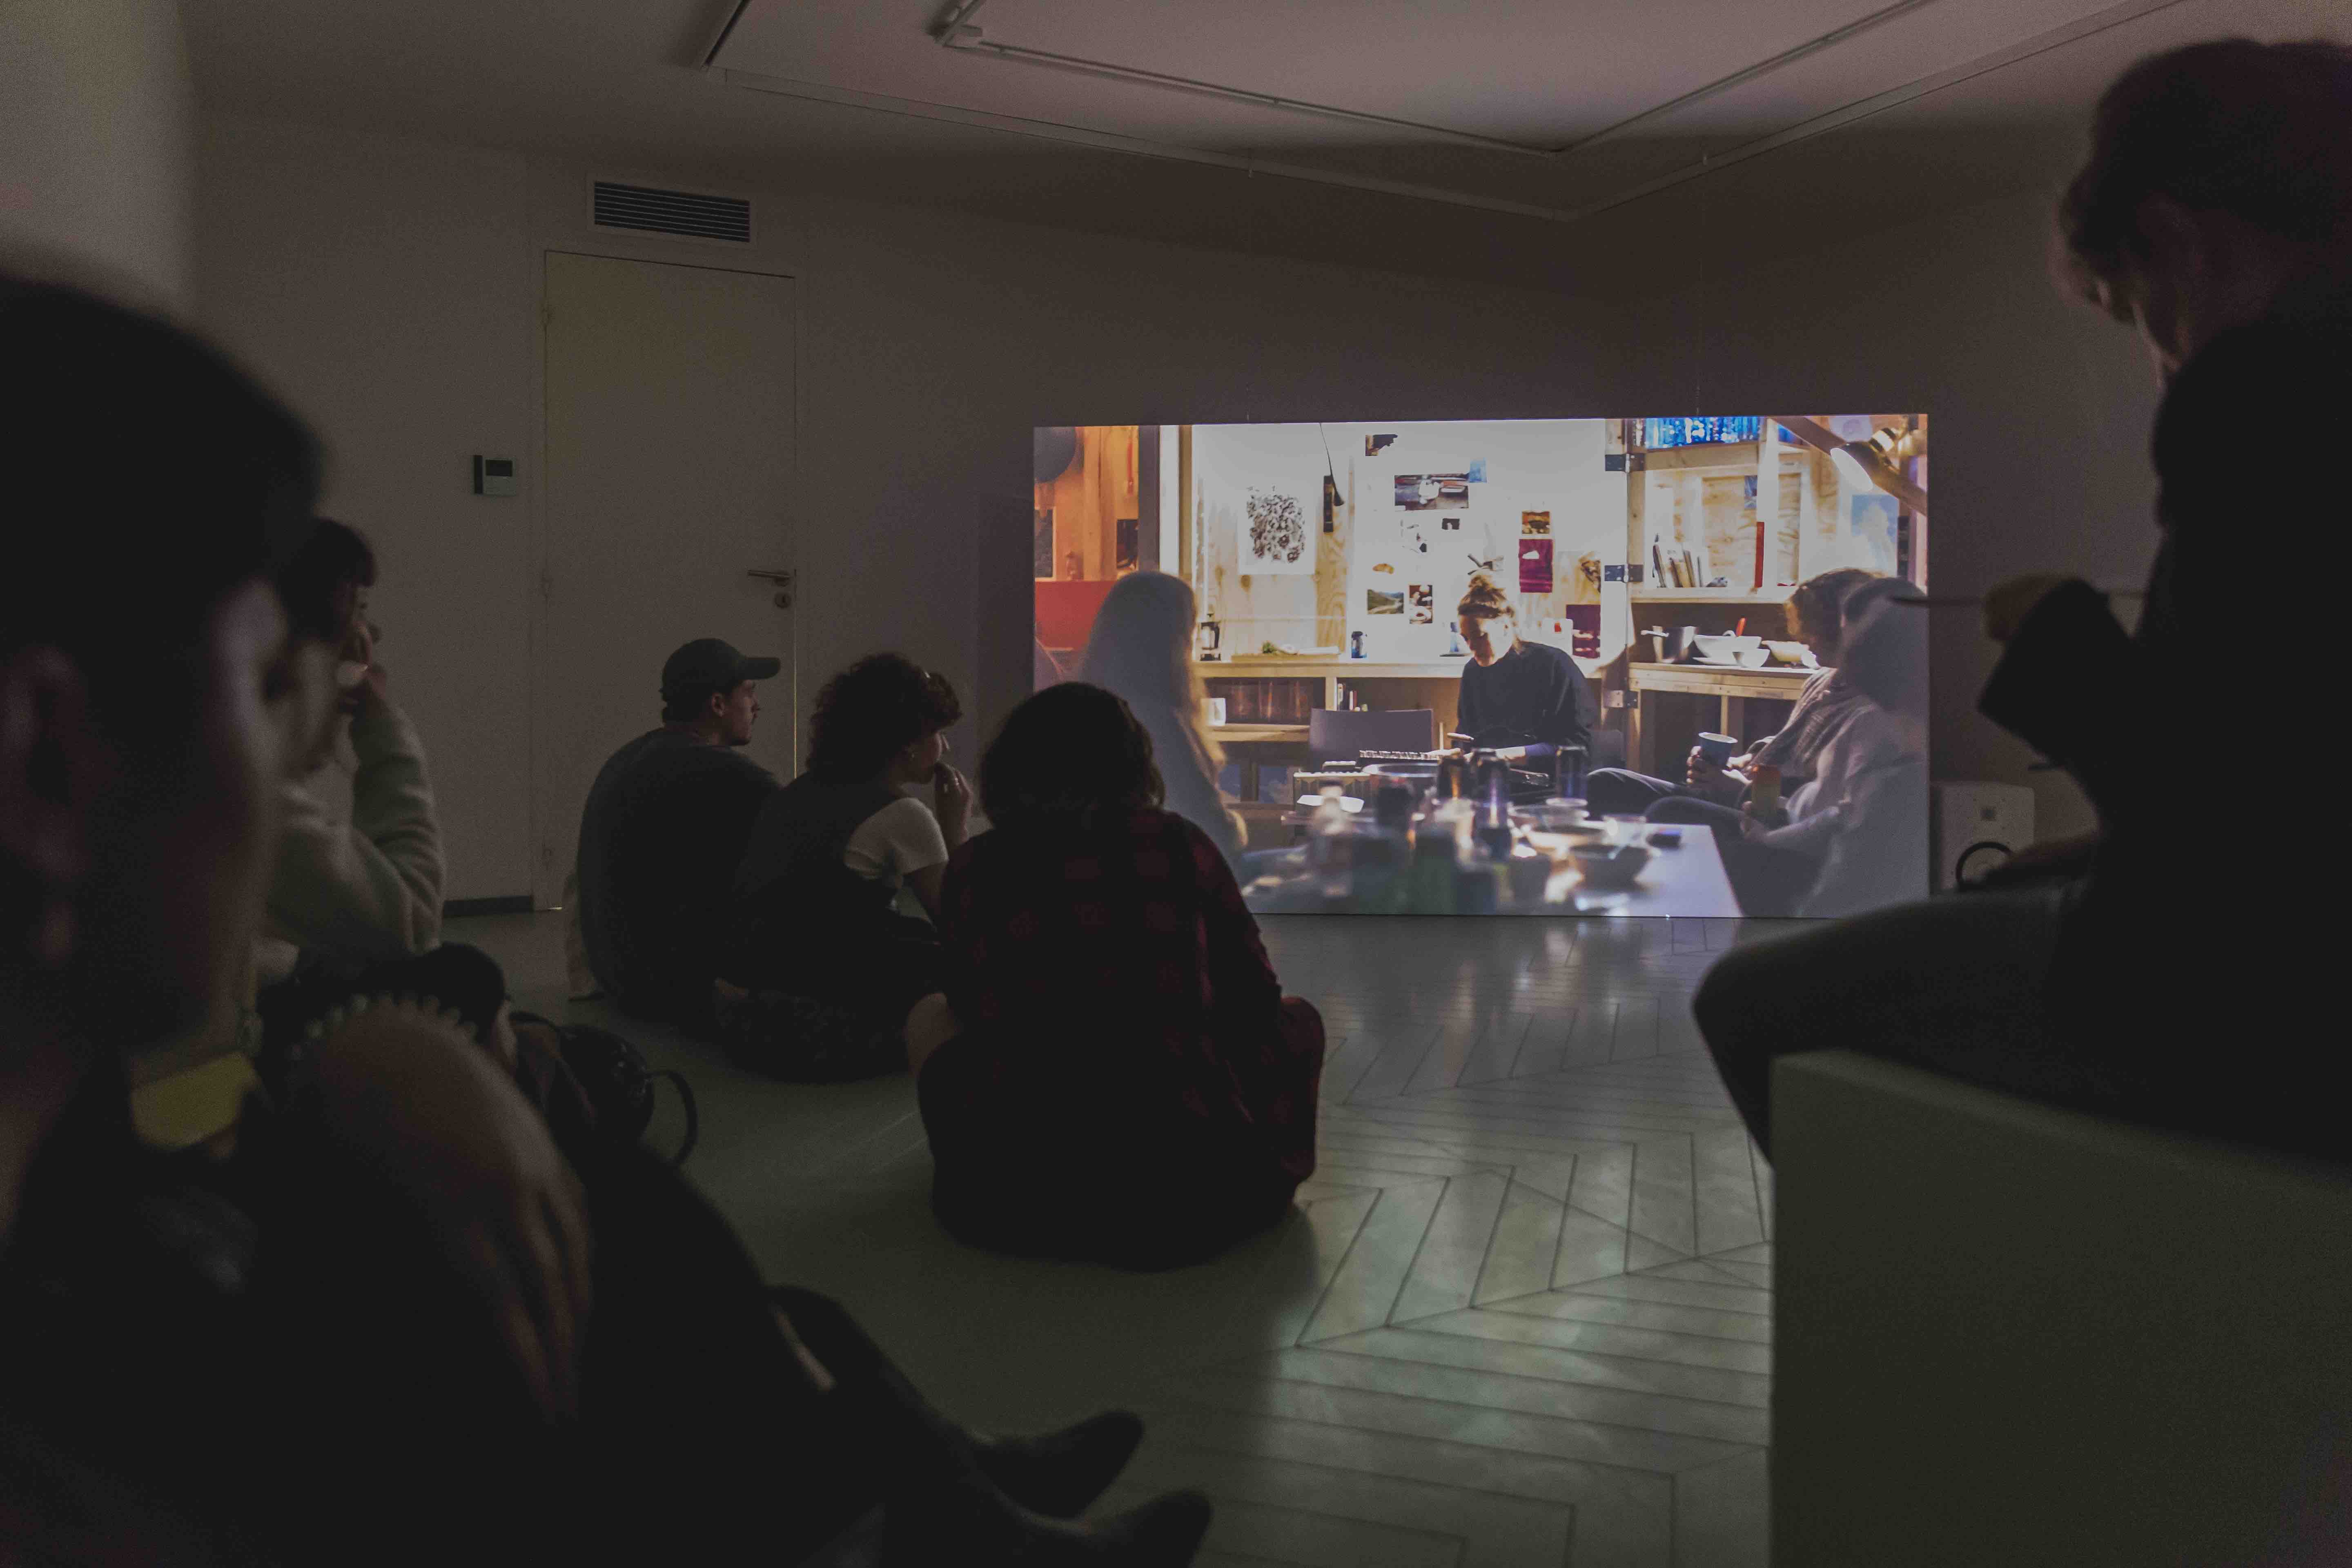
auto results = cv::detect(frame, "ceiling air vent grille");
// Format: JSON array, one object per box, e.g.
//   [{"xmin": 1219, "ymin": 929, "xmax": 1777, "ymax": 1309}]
[{"xmin": 591, "ymin": 181, "xmax": 752, "ymax": 243}]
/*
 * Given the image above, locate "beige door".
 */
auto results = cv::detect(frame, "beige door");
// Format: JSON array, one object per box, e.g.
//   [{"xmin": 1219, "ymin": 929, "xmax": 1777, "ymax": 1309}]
[{"xmin": 535, "ymin": 251, "xmax": 795, "ymax": 909}]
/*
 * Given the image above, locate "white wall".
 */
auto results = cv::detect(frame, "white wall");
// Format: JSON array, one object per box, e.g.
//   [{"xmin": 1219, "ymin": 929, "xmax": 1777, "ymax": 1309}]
[
  {"xmin": 0, "ymin": 0, "xmax": 194, "ymax": 307},
  {"xmin": 196, "ymin": 116, "xmax": 536, "ymax": 899},
  {"xmin": 196, "ymin": 113, "xmax": 1621, "ymax": 900},
  {"xmin": 194, "ymin": 108, "xmax": 2165, "ymax": 891},
  {"xmin": 1613, "ymin": 190, "xmax": 2161, "ymax": 837}
]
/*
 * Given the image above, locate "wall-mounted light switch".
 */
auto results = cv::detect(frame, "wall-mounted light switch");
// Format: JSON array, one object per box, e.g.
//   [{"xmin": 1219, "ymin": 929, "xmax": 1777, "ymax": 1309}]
[{"xmin": 472, "ymin": 455, "xmax": 517, "ymax": 497}]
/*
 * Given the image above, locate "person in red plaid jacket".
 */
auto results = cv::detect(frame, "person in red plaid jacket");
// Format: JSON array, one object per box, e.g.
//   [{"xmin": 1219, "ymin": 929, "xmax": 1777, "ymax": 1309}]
[{"xmin": 912, "ymin": 683, "xmax": 1325, "ymax": 1270}]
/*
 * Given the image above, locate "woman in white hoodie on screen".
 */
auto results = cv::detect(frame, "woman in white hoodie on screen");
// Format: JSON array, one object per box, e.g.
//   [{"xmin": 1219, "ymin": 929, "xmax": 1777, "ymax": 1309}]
[
  {"xmin": 1771, "ymin": 577, "xmax": 1930, "ymax": 917},
  {"xmin": 1079, "ymin": 572, "xmax": 1245, "ymax": 865}
]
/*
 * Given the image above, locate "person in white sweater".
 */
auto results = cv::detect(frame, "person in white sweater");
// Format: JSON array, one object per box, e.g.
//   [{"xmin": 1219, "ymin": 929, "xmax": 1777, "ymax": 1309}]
[
  {"xmin": 1644, "ymin": 576, "xmax": 1926, "ymax": 915},
  {"xmin": 256, "ymin": 520, "xmax": 444, "ymax": 989},
  {"xmin": 1731, "ymin": 577, "xmax": 1927, "ymax": 916},
  {"xmin": 1775, "ymin": 582, "xmax": 1929, "ymax": 918}
]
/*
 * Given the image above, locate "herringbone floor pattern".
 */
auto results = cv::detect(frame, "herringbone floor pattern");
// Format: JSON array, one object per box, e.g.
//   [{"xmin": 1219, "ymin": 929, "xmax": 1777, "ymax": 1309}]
[
  {"xmin": 1096, "ymin": 917, "xmax": 1775, "ymax": 1568},
  {"xmin": 459, "ymin": 911, "xmax": 1784, "ymax": 1567}
]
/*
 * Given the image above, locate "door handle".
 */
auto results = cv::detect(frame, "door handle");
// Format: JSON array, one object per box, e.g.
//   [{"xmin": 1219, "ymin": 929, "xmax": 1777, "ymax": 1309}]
[{"xmin": 747, "ymin": 568, "xmax": 795, "ymax": 609}]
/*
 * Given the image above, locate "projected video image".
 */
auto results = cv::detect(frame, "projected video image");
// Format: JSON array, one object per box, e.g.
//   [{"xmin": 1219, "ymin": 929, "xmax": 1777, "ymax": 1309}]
[{"xmin": 1033, "ymin": 418, "xmax": 1929, "ymax": 920}]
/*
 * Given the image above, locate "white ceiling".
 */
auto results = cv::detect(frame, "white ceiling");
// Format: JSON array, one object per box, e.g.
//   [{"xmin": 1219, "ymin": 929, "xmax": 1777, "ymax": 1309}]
[
  {"xmin": 724, "ymin": 0, "xmax": 2126, "ymax": 149},
  {"xmin": 183, "ymin": 0, "xmax": 2348, "ymax": 294}
]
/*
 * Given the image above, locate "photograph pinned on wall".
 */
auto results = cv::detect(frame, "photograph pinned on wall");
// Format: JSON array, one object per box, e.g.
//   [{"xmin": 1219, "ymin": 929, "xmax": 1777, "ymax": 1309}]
[
  {"xmin": 1408, "ymin": 584, "xmax": 1434, "ymax": 624},
  {"xmin": 1440, "ymin": 516, "xmax": 1461, "ymax": 531},
  {"xmin": 1561, "ymin": 604, "xmax": 1601, "ymax": 660},
  {"xmin": 1518, "ymin": 537, "xmax": 1554, "ymax": 595},
  {"xmin": 1365, "ymin": 433, "xmax": 1398, "ymax": 455},
  {"xmin": 1243, "ymin": 485, "xmax": 1314, "ymax": 573},
  {"xmin": 1521, "ymin": 509, "xmax": 1551, "ymax": 536},
  {"xmin": 1393, "ymin": 464, "xmax": 1485, "ymax": 510},
  {"xmin": 1366, "ymin": 587, "xmax": 1405, "ymax": 616},
  {"xmin": 1569, "ymin": 551, "xmax": 1603, "ymax": 603}
]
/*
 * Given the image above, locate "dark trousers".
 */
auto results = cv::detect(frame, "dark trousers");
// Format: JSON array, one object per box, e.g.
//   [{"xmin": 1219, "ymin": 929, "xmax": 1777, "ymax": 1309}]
[
  {"xmin": 234, "ymin": 1138, "xmax": 879, "ymax": 1562},
  {"xmin": 1693, "ymin": 884, "xmax": 2089, "ymax": 1160},
  {"xmin": 1697, "ymin": 877, "xmax": 2352, "ymax": 1170},
  {"xmin": 1582, "ymin": 771, "xmax": 1820, "ymax": 915},
  {"xmin": 1581, "ymin": 766, "xmax": 1682, "ymax": 815},
  {"xmin": 1644, "ymin": 796, "xmax": 1822, "ymax": 917},
  {"xmin": 920, "ymin": 998, "xmax": 1327, "ymax": 1271}
]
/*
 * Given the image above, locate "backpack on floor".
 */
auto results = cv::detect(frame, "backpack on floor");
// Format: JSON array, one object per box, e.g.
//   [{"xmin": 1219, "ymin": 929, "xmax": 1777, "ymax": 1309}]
[{"xmin": 512, "ymin": 1012, "xmax": 699, "ymax": 1167}]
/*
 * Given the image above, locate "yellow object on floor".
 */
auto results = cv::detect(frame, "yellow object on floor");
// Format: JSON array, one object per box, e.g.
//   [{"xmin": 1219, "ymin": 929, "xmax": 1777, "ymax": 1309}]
[{"xmin": 129, "ymin": 1052, "xmax": 263, "ymax": 1153}]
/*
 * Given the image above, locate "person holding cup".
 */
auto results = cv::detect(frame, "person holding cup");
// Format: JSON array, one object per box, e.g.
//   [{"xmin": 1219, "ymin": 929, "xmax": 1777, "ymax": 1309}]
[
  {"xmin": 1603, "ymin": 577, "xmax": 1915, "ymax": 915},
  {"xmin": 1582, "ymin": 567, "xmax": 1880, "ymax": 818}
]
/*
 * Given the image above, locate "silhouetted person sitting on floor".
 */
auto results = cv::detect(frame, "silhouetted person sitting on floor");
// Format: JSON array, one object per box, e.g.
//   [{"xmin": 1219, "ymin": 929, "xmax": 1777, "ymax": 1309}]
[
  {"xmin": 0, "ymin": 278, "xmax": 1213, "ymax": 1568},
  {"xmin": 251, "ymin": 517, "xmax": 498, "ymax": 1052},
  {"xmin": 256, "ymin": 518, "xmax": 443, "ymax": 982},
  {"xmin": 912, "ymin": 683, "xmax": 1326, "ymax": 1270},
  {"xmin": 718, "ymin": 653, "xmax": 968, "ymax": 1080},
  {"xmin": 1695, "ymin": 39, "xmax": 2352, "ymax": 1163},
  {"xmin": 574, "ymin": 637, "xmax": 780, "ymax": 1030}
]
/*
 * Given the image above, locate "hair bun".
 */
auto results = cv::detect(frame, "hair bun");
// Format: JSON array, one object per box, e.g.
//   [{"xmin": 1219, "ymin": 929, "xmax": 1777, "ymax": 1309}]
[{"xmin": 1457, "ymin": 572, "xmax": 1513, "ymax": 619}]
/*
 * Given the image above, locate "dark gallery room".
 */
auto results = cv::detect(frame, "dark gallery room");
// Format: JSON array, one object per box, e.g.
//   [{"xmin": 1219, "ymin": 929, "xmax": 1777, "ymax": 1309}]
[{"xmin": 4, "ymin": 1, "xmax": 2349, "ymax": 1561}]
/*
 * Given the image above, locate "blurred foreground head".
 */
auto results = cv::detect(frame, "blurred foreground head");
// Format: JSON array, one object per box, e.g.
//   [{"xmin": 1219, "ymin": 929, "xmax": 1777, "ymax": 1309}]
[
  {"xmin": 0, "ymin": 278, "xmax": 321, "ymax": 1041},
  {"xmin": 2060, "ymin": 38, "xmax": 2352, "ymax": 373}
]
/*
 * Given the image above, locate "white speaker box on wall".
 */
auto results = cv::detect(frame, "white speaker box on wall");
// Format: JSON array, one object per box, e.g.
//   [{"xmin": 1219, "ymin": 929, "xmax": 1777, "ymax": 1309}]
[{"xmin": 1931, "ymin": 782, "xmax": 2036, "ymax": 890}]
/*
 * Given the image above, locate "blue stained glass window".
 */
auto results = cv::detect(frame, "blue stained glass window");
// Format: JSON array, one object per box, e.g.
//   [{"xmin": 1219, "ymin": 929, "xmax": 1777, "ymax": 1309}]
[{"xmin": 1643, "ymin": 416, "xmax": 1763, "ymax": 448}]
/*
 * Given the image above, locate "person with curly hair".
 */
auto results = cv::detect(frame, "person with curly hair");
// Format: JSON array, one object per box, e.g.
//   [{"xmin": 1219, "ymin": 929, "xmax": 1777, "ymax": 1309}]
[
  {"xmin": 717, "ymin": 654, "xmax": 968, "ymax": 1079},
  {"xmin": 1694, "ymin": 38, "xmax": 2352, "ymax": 1164},
  {"xmin": 911, "ymin": 683, "xmax": 1327, "ymax": 1269}
]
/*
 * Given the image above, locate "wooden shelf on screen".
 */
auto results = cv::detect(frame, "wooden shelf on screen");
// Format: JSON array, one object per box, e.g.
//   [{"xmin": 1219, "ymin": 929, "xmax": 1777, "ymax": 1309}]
[
  {"xmin": 1632, "ymin": 587, "xmax": 1796, "ymax": 604},
  {"xmin": 1199, "ymin": 659, "xmax": 1469, "ymax": 679}
]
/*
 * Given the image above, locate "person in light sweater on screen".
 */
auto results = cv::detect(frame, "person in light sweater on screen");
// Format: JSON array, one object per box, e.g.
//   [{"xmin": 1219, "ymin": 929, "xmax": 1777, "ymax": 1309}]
[{"xmin": 1580, "ymin": 566, "xmax": 1880, "ymax": 819}]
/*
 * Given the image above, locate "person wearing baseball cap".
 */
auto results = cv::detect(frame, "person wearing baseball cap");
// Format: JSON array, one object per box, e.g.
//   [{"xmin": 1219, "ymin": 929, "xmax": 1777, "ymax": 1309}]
[{"xmin": 574, "ymin": 637, "xmax": 784, "ymax": 1026}]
